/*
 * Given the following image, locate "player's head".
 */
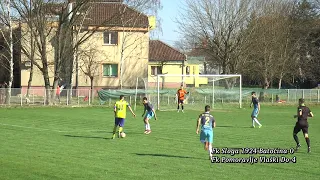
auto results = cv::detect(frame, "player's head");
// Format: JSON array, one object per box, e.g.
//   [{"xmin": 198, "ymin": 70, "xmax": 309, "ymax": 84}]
[
  {"xmin": 205, "ymin": 105, "xmax": 210, "ymax": 112},
  {"xmin": 298, "ymin": 98, "xmax": 305, "ymax": 105},
  {"xmin": 180, "ymin": 85, "xmax": 184, "ymax": 89},
  {"xmin": 120, "ymin": 95, "xmax": 125, "ymax": 100},
  {"xmin": 142, "ymin": 97, "xmax": 148, "ymax": 104},
  {"xmin": 251, "ymin": 91, "xmax": 256, "ymax": 97}
]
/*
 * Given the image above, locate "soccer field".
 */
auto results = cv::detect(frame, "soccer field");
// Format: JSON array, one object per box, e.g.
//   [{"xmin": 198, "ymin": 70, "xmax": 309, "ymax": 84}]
[{"xmin": 0, "ymin": 105, "xmax": 319, "ymax": 180}]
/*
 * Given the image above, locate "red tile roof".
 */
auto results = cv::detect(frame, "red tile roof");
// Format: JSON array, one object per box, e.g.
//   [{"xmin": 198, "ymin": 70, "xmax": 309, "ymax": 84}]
[
  {"xmin": 84, "ymin": 2, "xmax": 149, "ymax": 28},
  {"xmin": 44, "ymin": 2, "xmax": 149, "ymax": 28},
  {"xmin": 149, "ymin": 40, "xmax": 186, "ymax": 62}
]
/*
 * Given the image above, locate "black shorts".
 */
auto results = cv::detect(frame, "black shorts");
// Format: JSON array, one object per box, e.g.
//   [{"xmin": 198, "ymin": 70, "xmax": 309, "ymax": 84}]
[
  {"xmin": 293, "ymin": 122, "xmax": 309, "ymax": 134},
  {"xmin": 178, "ymin": 99, "xmax": 184, "ymax": 104}
]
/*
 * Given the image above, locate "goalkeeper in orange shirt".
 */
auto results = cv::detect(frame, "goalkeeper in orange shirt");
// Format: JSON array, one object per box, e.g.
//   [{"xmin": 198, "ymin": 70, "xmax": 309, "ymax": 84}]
[{"xmin": 176, "ymin": 85, "xmax": 189, "ymax": 113}]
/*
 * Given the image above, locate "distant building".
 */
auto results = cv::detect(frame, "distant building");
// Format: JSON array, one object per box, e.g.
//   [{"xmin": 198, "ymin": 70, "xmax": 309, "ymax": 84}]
[
  {"xmin": 17, "ymin": 1, "xmax": 152, "ymax": 96},
  {"xmin": 148, "ymin": 40, "xmax": 207, "ymax": 88}
]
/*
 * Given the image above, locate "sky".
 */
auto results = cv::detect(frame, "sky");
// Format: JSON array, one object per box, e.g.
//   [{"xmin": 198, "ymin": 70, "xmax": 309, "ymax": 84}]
[{"xmin": 155, "ymin": 0, "xmax": 184, "ymax": 46}]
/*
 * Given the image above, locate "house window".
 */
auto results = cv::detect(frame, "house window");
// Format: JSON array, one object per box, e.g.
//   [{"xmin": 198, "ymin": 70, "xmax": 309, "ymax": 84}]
[
  {"xmin": 151, "ymin": 66, "xmax": 162, "ymax": 75},
  {"xmin": 186, "ymin": 66, "xmax": 190, "ymax": 75},
  {"xmin": 103, "ymin": 64, "xmax": 118, "ymax": 77},
  {"xmin": 103, "ymin": 31, "xmax": 118, "ymax": 45}
]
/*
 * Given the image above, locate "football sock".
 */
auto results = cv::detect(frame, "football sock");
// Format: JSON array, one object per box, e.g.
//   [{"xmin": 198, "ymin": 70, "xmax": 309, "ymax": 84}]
[
  {"xmin": 147, "ymin": 123, "xmax": 151, "ymax": 130},
  {"xmin": 145, "ymin": 124, "xmax": 148, "ymax": 130},
  {"xmin": 293, "ymin": 134, "xmax": 299, "ymax": 145},
  {"xmin": 177, "ymin": 105, "xmax": 180, "ymax": 110},
  {"xmin": 112, "ymin": 125, "xmax": 117, "ymax": 134},
  {"xmin": 252, "ymin": 119, "xmax": 255, "ymax": 126},
  {"xmin": 253, "ymin": 118, "xmax": 261, "ymax": 126},
  {"xmin": 182, "ymin": 105, "xmax": 184, "ymax": 110},
  {"xmin": 305, "ymin": 137, "xmax": 310, "ymax": 148},
  {"xmin": 208, "ymin": 145, "xmax": 213, "ymax": 156},
  {"xmin": 119, "ymin": 127, "xmax": 123, "ymax": 133}
]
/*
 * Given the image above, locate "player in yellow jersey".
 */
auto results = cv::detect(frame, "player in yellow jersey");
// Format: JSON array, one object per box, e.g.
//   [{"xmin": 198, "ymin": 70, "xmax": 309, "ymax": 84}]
[{"xmin": 112, "ymin": 95, "xmax": 136, "ymax": 139}]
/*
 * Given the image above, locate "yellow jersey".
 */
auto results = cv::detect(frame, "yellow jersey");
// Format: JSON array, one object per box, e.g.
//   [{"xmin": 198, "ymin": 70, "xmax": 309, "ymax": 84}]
[{"xmin": 114, "ymin": 100, "xmax": 130, "ymax": 118}]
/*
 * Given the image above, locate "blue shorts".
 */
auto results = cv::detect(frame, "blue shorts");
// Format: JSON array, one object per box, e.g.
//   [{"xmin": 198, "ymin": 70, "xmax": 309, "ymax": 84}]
[
  {"xmin": 144, "ymin": 111, "xmax": 154, "ymax": 120},
  {"xmin": 200, "ymin": 130, "xmax": 213, "ymax": 143},
  {"xmin": 115, "ymin": 118, "xmax": 125, "ymax": 127},
  {"xmin": 252, "ymin": 108, "xmax": 259, "ymax": 117}
]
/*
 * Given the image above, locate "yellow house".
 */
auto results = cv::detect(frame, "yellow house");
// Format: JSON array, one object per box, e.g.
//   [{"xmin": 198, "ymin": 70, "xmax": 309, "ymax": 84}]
[
  {"xmin": 148, "ymin": 40, "xmax": 207, "ymax": 88},
  {"xmin": 19, "ymin": 1, "xmax": 150, "ymax": 95},
  {"xmin": 185, "ymin": 56, "xmax": 208, "ymax": 87}
]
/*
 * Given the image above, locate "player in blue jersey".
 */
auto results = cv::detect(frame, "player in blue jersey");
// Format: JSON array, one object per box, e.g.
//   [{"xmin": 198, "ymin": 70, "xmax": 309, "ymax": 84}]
[
  {"xmin": 196, "ymin": 105, "xmax": 216, "ymax": 160},
  {"xmin": 142, "ymin": 97, "xmax": 157, "ymax": 134},
  {"xmin": 250, "ymin": 92, "xmax": 262, "ymax": 128}
]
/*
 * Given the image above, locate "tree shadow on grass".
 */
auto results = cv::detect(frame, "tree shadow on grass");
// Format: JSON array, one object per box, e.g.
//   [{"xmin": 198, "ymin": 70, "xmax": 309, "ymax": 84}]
[{"xmin": 134, "ymin": 153, "xmax": 203, "ymax": 160}]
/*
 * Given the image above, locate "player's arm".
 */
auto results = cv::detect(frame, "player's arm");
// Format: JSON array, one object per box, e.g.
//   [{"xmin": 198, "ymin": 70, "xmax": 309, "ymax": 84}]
[
  {"xmin": 127, "ymin": 104, "xmax": 136, "ymax": 117},
  {"xmin": 142, "ymin": 105, "xmax": 146, "ymax": 117},
  {"xmin": 212, "ymin": 119, "xmax": 216, "ymax": 128},
  {"xmin": 258, "ymin": 102, "xmax": 260, "ymax": 112},
  {"xmin": 294, "ymin": 108, "xmax": 302, "ymax": 118},
  {"xmin": 152, "ymin": 108, "xmax": 157, "ymax": 120},
  {"xmin": 309, "ymin": 112, "xmax": 314, "ymax": 117},
  {"xmin": 113, "ymin": 104, "xmax": 117, "ymax": 116},
  {"xmin": 176, "ymin": 90, "xmax": 179, "ymax": 102},
  {"xmin": 196, "ymin": 117, "xmax": 201, "ymax": 134},
  {"xmin": 309, "ymin": 110, "xmax": 314, "ymax": 117}
]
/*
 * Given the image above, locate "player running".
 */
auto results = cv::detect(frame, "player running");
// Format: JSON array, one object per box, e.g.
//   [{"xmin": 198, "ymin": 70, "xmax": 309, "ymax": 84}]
[
  {"xmin": 293, "ymin": 98, "xmax": 314, "ymax": 153},
  {"xmin": 250, "ymin": 92, "xmax": 262, "ymax": 128},
  {"xmin": 112, "ymin": 95, "xmax": 136, "ymax": 139},
  {"xmin": 142, "ymin": 97, "xmax": 157, "ymax": 134},
  {"xmin": 196, "ymin": 105, "xmax": 216, "ymax": 160},
  {"xmin": 176, "ymin": 85, "xmax": 189, "ymax": 113}
]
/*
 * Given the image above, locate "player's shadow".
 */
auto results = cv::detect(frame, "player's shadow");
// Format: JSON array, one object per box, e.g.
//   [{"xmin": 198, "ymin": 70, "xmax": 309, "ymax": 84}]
[
  {"xmin": 134, "ymin": 153, "xmax": 203, "ymax": 160},
  {"xmin": 63, "ymin": 134, "xmax": 107, "ymax": 140},
  {"xmin": 217, "ymin": 125, "xmax": 252, "ymax": 128}
]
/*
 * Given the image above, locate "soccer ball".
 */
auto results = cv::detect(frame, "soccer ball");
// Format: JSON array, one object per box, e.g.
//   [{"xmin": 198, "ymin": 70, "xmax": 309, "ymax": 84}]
[{"xmin": 120, "ymin": 132, "xmax": 126, "ymax": 138}]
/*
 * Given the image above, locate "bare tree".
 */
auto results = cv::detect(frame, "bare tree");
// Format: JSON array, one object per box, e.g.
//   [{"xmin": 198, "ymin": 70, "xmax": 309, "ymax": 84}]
[
  {"xmin": 0, "ymin": 0, "xmax": 14, "ymax": 104},
  {"xmin": 117, "ymin": 1, "xmax": 161, "ymax": 89},
  {"xmin": 244, "ymin": 0, "xmax": 297, "ymax": 90},
  {"xmin": 275, "ymin": 10, "xmax": 297, "ymax": 89},
  {"xmin": 12, "ymin": 0, "xmax": 37, "ymax": 100},
  {"xmin": 13, "ymin": 0, "xmax": 58, "ymax": 104},
  {"xmin": 11, "ymin": 0, "xmax": 162, "ymax": 105},
  {"xmin": 177, "ymin": 0, "xmax": 254, "ymax": 88},
  {"xmin": 78, "ymin": 47, "xmax": 103, "ymax": 103},
  {"xmin": 14, "ymin": 0, "xmax": 102, "ymax": 104},
  {"xmin": 78, "ymin": 45, "xmax": 103, "ymax": 103},
  {"xmin": 118, "ymin": 18, "xmax": 147, "ymax": 88},
  {"xmin": 290, "ymin": 0, "xmax": 320, "ymax": 87}
]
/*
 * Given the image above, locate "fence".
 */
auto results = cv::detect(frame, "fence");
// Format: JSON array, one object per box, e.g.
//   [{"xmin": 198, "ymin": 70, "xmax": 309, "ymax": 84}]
[
  {"xmin": 0, "ymin": 88, "xmax": 93, "ymax": 106},
  {"xmin": 242, "ymin": 88, "xmax": 320, "ymax": 104},
  {"xmin": 0, "ymin": 88, "xmax": 146, "ymax": 108},
  {"xmin": 0, "ymin": 88, "xmax": 319, "ymax": 107}
]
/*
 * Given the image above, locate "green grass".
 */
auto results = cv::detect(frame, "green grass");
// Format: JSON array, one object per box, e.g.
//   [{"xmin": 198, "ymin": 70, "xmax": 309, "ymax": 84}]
[{"xmin": 0, "ymin": 105, "xmax": 319, "ymax": 180}]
